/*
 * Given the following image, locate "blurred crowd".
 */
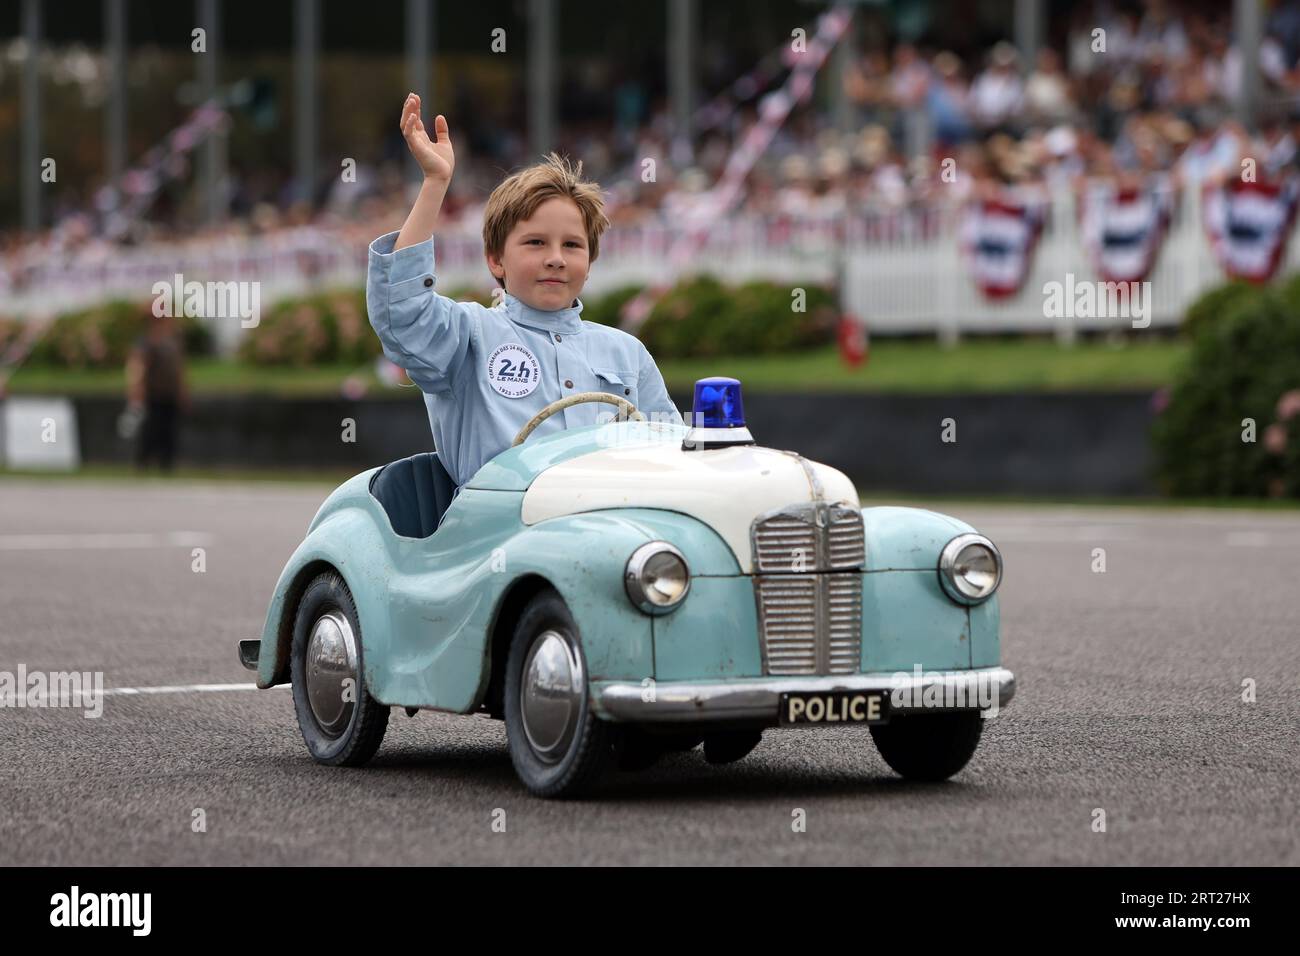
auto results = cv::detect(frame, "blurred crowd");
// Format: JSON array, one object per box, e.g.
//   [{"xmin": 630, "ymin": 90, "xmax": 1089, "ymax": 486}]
[
  {"xmin": 444, "ymin": 0, "xmax": 1300, "ymax": 229},
  {"xmin": 624, "ymin": 0, "xmax": 1300, "ymax": 221},
  {"xmin": 7, "ymin": 0, "xmax": 1300, "ymax": 263}
]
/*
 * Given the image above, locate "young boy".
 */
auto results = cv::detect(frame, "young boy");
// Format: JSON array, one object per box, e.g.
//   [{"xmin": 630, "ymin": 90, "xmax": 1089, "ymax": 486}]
[{"xmin": 366, "ymin": 93, "xmax": 683, "ymax": 489}]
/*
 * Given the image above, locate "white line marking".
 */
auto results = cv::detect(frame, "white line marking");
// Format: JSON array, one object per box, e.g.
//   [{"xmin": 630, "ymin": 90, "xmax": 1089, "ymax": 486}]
[
  {"xmin": 4, "ymin": 682, "xmax": 289, "ymax": 709},
  {"xmin": 102, "ymin": 682, "xmax": 289, "ymax": 696},
  {"xmin": 0, "ymin": 531, "xmax": 213, "ymax": 551},
  {"xmin": 981, "ymin": 526, "xmax": 1135, "ymax": 543}
]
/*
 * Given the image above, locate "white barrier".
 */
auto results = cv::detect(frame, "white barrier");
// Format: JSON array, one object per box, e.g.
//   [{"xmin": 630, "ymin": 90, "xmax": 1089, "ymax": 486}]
[
  {"xmin": 4, "ymin": 188, "xmax": 1284, "ymax": 345},
  {"xmin": 0, "ymin": 219, "xmax": 839, "ymax": 356},
  {"xmin": 1, "ymin": 397, "xmax": 80, "ymax": 471},
  {"xmin": 841, "ymin": 187, "xmax": 1278, "ymax": 339}
]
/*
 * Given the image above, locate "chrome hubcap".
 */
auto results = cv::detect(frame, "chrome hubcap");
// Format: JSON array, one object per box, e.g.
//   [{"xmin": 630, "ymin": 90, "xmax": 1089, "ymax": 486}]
[
  {"xmin": 305, "ymin": 610, "xmax": 358, "ymax": 737},
  {"xmin": 520, "ymin": 629, "xmax": 584, "ymax": 764}
]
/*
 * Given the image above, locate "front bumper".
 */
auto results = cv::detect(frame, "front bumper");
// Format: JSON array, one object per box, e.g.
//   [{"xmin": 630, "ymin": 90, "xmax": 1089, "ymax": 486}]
[{"xmin": 591, "ymin": 667, "xmax": 1015, "ymax": 725}]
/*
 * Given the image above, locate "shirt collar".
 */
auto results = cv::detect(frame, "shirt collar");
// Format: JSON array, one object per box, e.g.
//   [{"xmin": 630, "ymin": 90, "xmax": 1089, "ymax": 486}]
[{"xmin": 502, "ymin": 291, "xmax": 585, "ymax": 334}]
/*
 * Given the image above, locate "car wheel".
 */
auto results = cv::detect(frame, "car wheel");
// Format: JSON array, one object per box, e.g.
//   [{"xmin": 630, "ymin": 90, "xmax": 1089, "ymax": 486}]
[
  {"xmin": 290, "ymin": 571, "xmax": 389, "ymax": 766},
  {"xmin": 869, "ymin": 711, "xmax": 983, "ymax": 781},
  {"xmin": 504, "ymin": 588, "xmax": 612, "ymax": 798}
]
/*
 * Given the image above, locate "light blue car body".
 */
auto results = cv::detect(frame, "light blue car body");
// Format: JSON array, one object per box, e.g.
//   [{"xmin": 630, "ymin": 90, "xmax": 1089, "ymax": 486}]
[{"xmin": 254, "ymin": 421, "xmax": 1002, "ymax": 716}]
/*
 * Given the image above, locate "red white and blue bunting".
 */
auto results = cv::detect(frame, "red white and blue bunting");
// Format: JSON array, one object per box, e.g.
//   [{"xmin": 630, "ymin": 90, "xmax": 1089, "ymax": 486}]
[
  {"xmin": 960, "ymin": 198, "xmax": 1044, "ymax": 299},
  {"xmin": 1080, "ymin": 178, "xmax": 1173, "ymax": 284},
  {"xmin": 1203, "ymin": 177, "xmax": 1300, "ymax": 284}
]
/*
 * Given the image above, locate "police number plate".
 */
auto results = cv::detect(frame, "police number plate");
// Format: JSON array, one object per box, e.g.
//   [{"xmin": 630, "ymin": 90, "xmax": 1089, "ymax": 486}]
[{"xmin": 779, "ymin": 691, "xmax": 890, "ymax": 726}]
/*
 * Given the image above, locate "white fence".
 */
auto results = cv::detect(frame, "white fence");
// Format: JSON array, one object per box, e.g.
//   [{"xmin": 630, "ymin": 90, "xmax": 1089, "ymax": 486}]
[
  {"xmin": 3, "ymin": 190, "xmax": 1291, "ymax": 352},
  {"xmin": 0, "ymin": 218, "xmax": 839, "ymax": 356},
  {"xmin": 841, "ymin": 187, "xmax": 1295, "ymax": 340}
]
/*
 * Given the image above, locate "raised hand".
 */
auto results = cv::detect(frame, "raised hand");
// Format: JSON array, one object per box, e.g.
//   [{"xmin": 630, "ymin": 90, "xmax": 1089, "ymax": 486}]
[{"xmin": 400, "ymin": 93, "xmax": 454, "ymax": 183}]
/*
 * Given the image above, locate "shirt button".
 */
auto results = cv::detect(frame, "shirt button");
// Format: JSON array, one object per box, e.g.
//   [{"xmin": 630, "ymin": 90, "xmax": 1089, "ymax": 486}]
[
  {"xmin": 564, "ymin": 379, "xmax": 573, "ymax": 388},
  {"xmin": 554, "ymin": 334, "xmax": 562, "ymax": 342},
  {"xmin": 625, "ymin": 388, "xmax": 630, "ymax": 395},
  {"xmin": 423, "ymin": 277, "xmax": 433, "ymax": 287}
]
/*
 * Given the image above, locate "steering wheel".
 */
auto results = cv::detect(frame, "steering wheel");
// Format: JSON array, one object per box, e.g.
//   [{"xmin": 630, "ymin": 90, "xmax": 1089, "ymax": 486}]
[{"xmin": 512, "ymin": 392, "xmax": 645, "ymax": 447}]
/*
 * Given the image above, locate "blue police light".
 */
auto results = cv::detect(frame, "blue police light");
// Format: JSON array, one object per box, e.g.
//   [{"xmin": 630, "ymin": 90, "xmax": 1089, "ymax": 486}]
[
  {"xmin": 684, "ymin": 377, "xmax": 755, "ymax": 450},
  {"xmin": 692, "ymin": 377, "xmax": 746, "ymax": 428}
]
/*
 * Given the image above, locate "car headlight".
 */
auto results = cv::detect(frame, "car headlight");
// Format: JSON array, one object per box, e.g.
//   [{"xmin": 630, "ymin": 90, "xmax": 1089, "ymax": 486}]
[
  {"xmin": 625, "ymin": 542, "xmax": 690, "ymax": 614},
  {"xmin": 938, "ymin": 533, "xmax": 1002, "ymax": 605}
]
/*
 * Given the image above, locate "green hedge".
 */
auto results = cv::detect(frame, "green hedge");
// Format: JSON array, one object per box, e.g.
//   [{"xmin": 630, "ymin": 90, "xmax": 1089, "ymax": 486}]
[
  {"xmin": 1180, "ymin": 279, "xmax": 1256, "ymax": 340},
  {"xmin": 12, "ymin": 301, "xmax": 214, "ymax": 369},
  {"xmin": 579, "ymin": 284, "xmax": 646, "ymax": 327},
  {"xmin": 237, "ymin": 285, "xmax": 504, "ymax": 366},
  {"xmin": 7, "ymin": 277, "xmax": 838, "ymax": 370},
  {"xmin": 1153, "ymin": 277, "xmax": 1300, "ymax": 497},
  {"xmin": 637, "ymin": 277, "xmax": 837, "ymax": 359},
  {"xmin": 237, "ymin": 288, "xmax": 379, "ymax": 366},
  {"xmin": 239, "ymin": 276, "xmax": 836, "ymax": 364}
]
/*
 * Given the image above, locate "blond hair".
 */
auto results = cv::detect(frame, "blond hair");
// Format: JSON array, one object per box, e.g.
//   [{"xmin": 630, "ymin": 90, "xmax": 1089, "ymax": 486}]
[{"xmin": 482, "ymin": 153, "xmax": 611, "ymax": 266}]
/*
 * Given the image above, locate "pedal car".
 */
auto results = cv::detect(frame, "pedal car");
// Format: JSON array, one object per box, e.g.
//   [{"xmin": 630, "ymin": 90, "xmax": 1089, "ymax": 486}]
[{"xmin": 241, "ymin": 378, "xmax": 1014, "ymax": 797}]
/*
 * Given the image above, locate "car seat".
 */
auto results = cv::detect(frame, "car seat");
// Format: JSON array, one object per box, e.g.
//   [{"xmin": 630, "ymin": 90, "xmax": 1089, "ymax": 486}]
[{"xmin": 368, "ymin": 451, "xmax": 457, "ymax": 538}]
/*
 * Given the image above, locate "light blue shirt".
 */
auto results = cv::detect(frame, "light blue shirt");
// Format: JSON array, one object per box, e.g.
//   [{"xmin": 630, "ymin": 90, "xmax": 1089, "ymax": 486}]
[{"xmin": 366, "ymin": 230, "xmax": 683, "ymax": 488}]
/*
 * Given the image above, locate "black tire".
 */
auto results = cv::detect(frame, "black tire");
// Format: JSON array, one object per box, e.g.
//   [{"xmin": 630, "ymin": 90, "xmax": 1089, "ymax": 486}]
[
  {"xmin": 869, "ymin": 711, "xmax": 983, "ymax": 781},
  {"xmin": 290, "ymin": 571, "xmax": 389, "ymax": 767},
  {"xmin": 504, "ymin": 588, "xmax": 613, "ymax": 798}
]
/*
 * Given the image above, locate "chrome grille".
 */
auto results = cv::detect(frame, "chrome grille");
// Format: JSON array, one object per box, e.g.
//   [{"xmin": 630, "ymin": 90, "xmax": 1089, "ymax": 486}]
[
  {"xmin": 753, "ymin": 576, "xmax": 818, "ymax": 673},
  {"xmin": 753, "ymin": 516, "xmax": 818, "ymax": 573},
  {"xmin": 827, "ymin": 508, "xmax": 867, "ymax": 569},
  {"xmin": 751, "ymin": 504, "xmax": 865, "ymax": 675},
  {"xmin": 825, "ymin": 573, "xmax": 863, "ymax": 672}
]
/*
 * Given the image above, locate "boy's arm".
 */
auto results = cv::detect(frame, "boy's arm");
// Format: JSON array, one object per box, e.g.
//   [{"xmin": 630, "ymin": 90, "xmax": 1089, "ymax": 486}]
[
  {"xmin": 395, "ymin": 177, "xmax": 450, "ymax": 252},
  {"xmin": 394, "ymin": 94, "xmax": 454, "ymax": 249},
  {"xmin": 635, "ymin": 341, "xmax": 685, "ymax": 426},
  {"xmin": 366, "ymin": 232, "xmax": 475, "ymax": 395},
  {"xmin": 367, "ymin": 94, "xmax": 471, "ymax": 393}
]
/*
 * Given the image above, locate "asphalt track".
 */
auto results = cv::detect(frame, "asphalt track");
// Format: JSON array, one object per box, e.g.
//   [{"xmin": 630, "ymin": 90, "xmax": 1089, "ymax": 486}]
[{"xmin": 2, "ymin": 477, "xmax": 1297, "ymax": 865}]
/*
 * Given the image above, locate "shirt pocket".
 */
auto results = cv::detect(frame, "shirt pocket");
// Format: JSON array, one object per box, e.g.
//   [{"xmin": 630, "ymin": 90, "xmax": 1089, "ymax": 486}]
[{"xmin": 593, "ymin": 367, "xmax": 639, "ymax": 413}]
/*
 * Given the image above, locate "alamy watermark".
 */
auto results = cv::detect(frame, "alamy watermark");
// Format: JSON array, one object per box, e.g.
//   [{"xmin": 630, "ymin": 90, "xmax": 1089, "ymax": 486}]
[
  {"xmin": 50, "ymin": 886, "xmax": 150, "ymax": 936},
  {"xmin": 593, "ymin": 410, "xmax": 691, "ymax": 448},
  {"xmin": 0, "ymin": 665, "xmax": 104, "ymax": 718},
  {"xmin": 889, "ymin": 665, "xmax": 1003, "ymax": 718},
  {"xmin": 1043, "ymin": 273, "xmax": 1151, "ymax": 329},
  {"xmin": 151, "ymin": 273, "xmax": 261, "ymax": 328}
]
